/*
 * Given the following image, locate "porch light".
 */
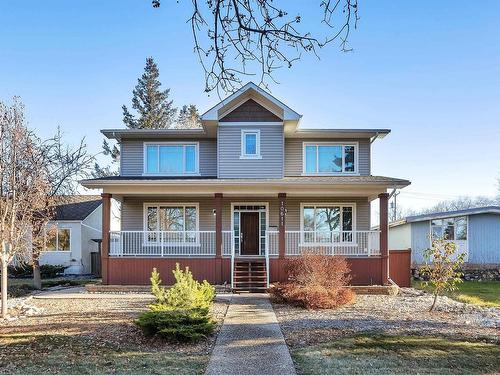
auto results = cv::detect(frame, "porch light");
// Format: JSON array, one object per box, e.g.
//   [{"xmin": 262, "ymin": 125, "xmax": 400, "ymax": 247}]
[{"xmin": 212, "ymin": 209, "xmax": 217, "ymax": 216}]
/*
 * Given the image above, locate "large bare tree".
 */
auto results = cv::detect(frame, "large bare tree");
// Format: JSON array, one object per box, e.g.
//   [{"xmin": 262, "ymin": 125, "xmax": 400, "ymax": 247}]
[
  {"xmin": 152, "ymin": 0, "xmax": 359, "ymax": 95},
  {"xmin": 0, "ymin": 98, "xmax": 51, "ymax": 318}
]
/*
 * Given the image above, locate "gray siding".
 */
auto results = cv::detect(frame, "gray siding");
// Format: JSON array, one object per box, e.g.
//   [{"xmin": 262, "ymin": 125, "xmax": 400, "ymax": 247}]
[
  {"xmin": 284, "ymin": 138, "xmax": 371, "ymax": 176},
  {"xmin": 411, "ymin": 221, "xmax": 431, "ymax": 264},
  {"xmin": 120, "ymin": 138, "xmax": 217, "ymax": 177},
  {"xmin": 121, "ymin": 196, "xmax": 370, "ymax": 233},
  {"xmin": 468, "ymin": 214, "xmax": 500, "ymax": 264},
  {"xmin": 218, "ymin": 125, "xmax": 284, "ymax": 178}
]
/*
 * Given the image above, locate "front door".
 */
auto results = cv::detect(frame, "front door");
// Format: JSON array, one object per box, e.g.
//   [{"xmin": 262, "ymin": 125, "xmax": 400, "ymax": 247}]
[{"xmin": 240, "ymin": 212, "xmax": 260, "ymax": 255}]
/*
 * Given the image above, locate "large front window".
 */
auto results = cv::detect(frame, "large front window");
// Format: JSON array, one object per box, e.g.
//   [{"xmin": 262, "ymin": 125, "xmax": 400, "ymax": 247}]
[
  {"xmin": 431, "ymin": 216, "xmax": 467, "ymax": 241},
  {"xmin": 301, "ymin": 204, "xmax": 354, "ymax": 243},
  {"xmin": 304, "ymin": 143, "xmax": 356, "ymax": 174},
  {"xmin": 145, "ymin": 143, "xmax": 198, "ymax": 174},
  {"xmin": 145, "ymin": 204, "xmax": 198, "ymax": 243},
  {"xmin": 44, "ymin": 225, "xmax": 71, "ymax": 251}
]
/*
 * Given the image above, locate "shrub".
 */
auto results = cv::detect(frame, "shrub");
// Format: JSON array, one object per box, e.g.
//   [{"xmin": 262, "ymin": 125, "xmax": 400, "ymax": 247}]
[
  {"xmin": 8, "ymin": 264, "xmax": 66, "ymax": 279},
  {"xmin": 269, "ymin": 251, "xmax": 355, "ymax": 309},
  {"xmin": 136, "ymin": 308, "xmax": 215, "ymax": 342},
  {"xmin": 149, "ymin": 264, "xmax": 215, "ymax": 311},
  {"xmin": 137, "ymin": 265, "xmax": 216, "ymax": 342}
]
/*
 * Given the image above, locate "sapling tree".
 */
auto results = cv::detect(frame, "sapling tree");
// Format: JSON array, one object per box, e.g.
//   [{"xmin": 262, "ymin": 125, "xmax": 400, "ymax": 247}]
[{"xmin": 420, "ymin": 239, "xmax": 466, "ymax": 312}]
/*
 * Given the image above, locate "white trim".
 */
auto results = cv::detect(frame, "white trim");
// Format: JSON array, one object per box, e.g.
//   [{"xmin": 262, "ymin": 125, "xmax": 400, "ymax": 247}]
[
  {"xmin": 143, "ymin": 142, "xmax": 200, "ymax": 176},
  {"xmin": 44, "ymin": 225, "xmax": 72, "ymax": 252},
  {"xmin": 302, "ymin": 142, "xmax": 359, "ymax": 176},
  {"xmin": 231, "ymin": 202, "xmax": 269, "ymax": 256},
  {"xmin": 81, "ymin": 223, "xmax": 102, "ymax": 233},
  {"xmin": 240, "ymin": 129, "xmax": 262, "ymax": 159},
  {"xmin": 299, "ymin": 202, "xmax": 357, "ymax": 245},
  {"xmin": 219, "ymin": 122, "xmax": 283, "ymax": 127}
]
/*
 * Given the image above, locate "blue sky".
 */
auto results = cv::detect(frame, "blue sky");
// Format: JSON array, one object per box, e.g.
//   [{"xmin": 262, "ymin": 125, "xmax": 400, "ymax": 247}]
[{"xmin": 1, "ymin": 1, "xmax": 499, "ymax": 215}]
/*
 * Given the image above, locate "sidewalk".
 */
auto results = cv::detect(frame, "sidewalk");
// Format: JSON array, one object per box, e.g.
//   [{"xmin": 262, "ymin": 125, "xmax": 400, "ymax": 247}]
[{"xmin": 205, "ymin": 293, "xmax": 296, "ymax": 375}]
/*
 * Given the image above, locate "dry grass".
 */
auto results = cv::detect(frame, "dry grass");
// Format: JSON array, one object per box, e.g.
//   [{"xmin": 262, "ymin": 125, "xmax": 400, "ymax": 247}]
[
  {"xmin": 292, "ymin": 334, "xmax": 500, "ymax": 375},
  {"xmin": 0, "ymin": 294, "xmax": 228, "ymax": 375}
]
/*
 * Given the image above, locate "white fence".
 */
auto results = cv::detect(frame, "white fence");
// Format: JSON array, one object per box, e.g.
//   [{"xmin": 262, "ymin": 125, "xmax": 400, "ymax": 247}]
[
  {"xmin": 109, "ymin": 230, "xmax": 380, "ymax": 257},
  {"xmin": 285, "ymin": 231, "xmax": 380, "ymax": 256}
]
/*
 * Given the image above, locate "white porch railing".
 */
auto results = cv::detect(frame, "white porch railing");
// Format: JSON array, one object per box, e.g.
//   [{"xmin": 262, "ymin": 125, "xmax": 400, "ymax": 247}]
[
  {"xmin": 285, "ymin": 230, "xmax": 380, "ymax": 256},
  {"xmin": 109, "ymin": 230, "xmax": 380, "ymax": 258},
  {"xmin": 109, "ymin": 231, "xmax": 216, "ymax": 257}
]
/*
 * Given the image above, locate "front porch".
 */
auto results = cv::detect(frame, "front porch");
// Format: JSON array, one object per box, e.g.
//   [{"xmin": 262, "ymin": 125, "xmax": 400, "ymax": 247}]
[{"xmin": 99, "ymin": 191, "xmax": 399, "ymax": 288}]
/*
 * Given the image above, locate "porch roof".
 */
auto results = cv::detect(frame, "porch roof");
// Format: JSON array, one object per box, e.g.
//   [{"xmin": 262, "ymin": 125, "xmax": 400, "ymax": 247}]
[{"xmin": 80, "ymin": 175, "xmax": 410, "ymax": 199}]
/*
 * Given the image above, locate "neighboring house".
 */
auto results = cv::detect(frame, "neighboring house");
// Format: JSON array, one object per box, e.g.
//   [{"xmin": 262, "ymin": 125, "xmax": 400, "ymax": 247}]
[
  {"xmin": 40, "ymin": 196, "xmax": 103, "ymax": 274},
  {"xmin": 81, "ymin": 82, "xmax": 411, "ymax": 289},
  {"xmin": 388, "ymin": 206, "xmax": 500, "ymax": 265}
]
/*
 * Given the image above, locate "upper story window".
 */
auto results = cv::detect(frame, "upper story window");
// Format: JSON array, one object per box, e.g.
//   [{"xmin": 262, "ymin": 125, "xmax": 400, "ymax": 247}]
[
  {"xmin": 303, "ymin": 143, "xmax": 357, "ymax": 174},
  {"xmin": 44, "ymin": 225, "xmax": 71, "ymax": 251},
  {"xmin": 431, "ymin": 216, "xmax": 467, "ymax": 241},
  {"xmin": 144, "ymin": 143, "xmax": 198, "ymax": 175},
  {"xmin": 240, "ymin": 130, "xmax": 261, "ymax": 159}
]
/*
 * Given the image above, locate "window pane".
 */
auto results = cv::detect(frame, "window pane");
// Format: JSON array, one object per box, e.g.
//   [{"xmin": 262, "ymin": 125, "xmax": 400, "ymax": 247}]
[
  {"xmin": 146, "ymin": 146, "xmax": 158, "ymax": 173},
  {"xmin": 305, "ymin": 146, "xmax": 317, "ymax": 173},
  {"xmin": 431, "ymin": 226, "xmax": 443, "ymax": 240},
  {"xmin": 58, "ymin": 229, "xmax": 71, "ymax": 251},
  {"xmin": 185, "ymin": 146, "xmax": 196, "ymax": 172},
  {"xmin": 342, "ymin": 207, "xmax": 353, "ymax": 231},
  {"xmin": 318, "ymin": 146, "xmax": 342, "ymax": 173},
  {"xmin": 185, "ymin": 207, "xmax": 197, "ymax": 231},
  {"xmin": 45, "ymin": 227, "xmax": 57, "ymax": 251},
  {"xmin": 431, "ymin": 219, "xmax": 443, "ymax": 226},
  {"xmin": 456, "ymin": 223, "xmax": 467, "ymax": 240},
  {"xmin": 160, "ymin": 207, "xmax": 184, "ymax": 231},
  {"xmin": 444, "ymin": 225, "xmax": 455, "ymax": 240},
  {"xmin": 344, "ymin": 146, "xmax": 355, "ymax": 172},
  {"xmin": 159, "ymin": 146, "xmax": 183, "ymax": 173},
  {"xmin": 303, "ymin": 207, "xmax": 315, "ymax": 231},
  {"xmin": 147, "ymin": 207, "xmax": 158, "ymax": 231},
  {"xmin": 316, "ymin": 207, "xmax": 340, "ymax": 232},
  {"xmin": 245, "ymin": 133, "xmax": 257, "ymax": 155}
]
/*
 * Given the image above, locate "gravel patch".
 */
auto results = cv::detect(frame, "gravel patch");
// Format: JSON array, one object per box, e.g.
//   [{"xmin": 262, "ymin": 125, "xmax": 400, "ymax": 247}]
[{"xmin": 273, "ymin": 289, "xmax": 500, "ymax": 348}]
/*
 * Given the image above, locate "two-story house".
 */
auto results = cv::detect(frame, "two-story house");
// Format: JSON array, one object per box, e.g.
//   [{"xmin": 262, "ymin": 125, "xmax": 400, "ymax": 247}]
[{"xmin": 81, "ymin": 83, "xmax": 411, "ymax": 290}]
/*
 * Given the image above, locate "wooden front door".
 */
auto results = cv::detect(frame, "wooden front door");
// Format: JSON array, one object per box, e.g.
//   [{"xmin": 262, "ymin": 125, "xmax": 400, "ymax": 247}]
[{"xmin": 240, "ymin": 212, "xmax": 260, "ymax": 255}]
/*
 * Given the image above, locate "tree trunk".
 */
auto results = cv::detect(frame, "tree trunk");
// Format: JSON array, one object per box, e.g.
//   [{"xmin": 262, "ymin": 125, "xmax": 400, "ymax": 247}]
[
  {"xmin": 429, "ymin": 292, "xmax": 438, "ymax": 312},
  {"xmin": 33, "ymin": 257, "xmax": 41, "ymax": 290},
  {"xmin": 1, "ymin": 257, "xmax": 8, "ymax": 319}
]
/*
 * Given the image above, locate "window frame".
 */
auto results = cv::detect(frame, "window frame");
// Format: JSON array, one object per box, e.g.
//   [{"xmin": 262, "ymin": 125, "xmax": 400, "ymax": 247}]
[
  {"xmin": 43, "ymin": 224, "xmax": 72, "ymax": 252},
  {"xmin": 429, "ymin": 215, "xmax": 468, "ymax": 242},
  {"xmin": 302, "ymin": 142, "xmax": 359, "ymax": 175},
  {"xmin": 143, "ymin": 202, "xmax": 200, "ymax": 245},
  {"xmin": 240, "ymin": 129, "xmax": 262, "ymax": 159},
  {"xmin": 143, "ymin": 142, "xmax": 200, "ymax": 176},
  {"xmin": 299, "ymin": 203, "xmax": 357, "ymax": 245}
]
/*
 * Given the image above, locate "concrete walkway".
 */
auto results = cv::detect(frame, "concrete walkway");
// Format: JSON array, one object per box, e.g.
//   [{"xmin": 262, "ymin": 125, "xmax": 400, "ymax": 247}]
[{"xmin": 205, "ymin": 294, "xmax": 296, "ymax": 375}]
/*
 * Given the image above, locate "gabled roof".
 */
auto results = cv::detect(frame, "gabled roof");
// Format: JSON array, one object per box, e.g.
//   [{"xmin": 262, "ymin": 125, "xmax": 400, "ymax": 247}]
[
  {"xmin": 390, "ymin": 206, "xmax": 500, "ymax": 227},
  {"xmin": 52, "ymin": 195, "xmax": 102, "ymax": 221},
  {"xmin": 201, "ymin": 82, "xmax": 301, "ymax": 122}
]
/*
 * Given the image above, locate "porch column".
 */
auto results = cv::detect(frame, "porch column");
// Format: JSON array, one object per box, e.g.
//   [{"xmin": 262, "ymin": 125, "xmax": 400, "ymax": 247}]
[
  {"xmin": 214, "ymin": 193, "xmax": 223, "ymax": 284},
  {"xmin": 379, "ymin": 192, "xmax": 389, "ymax": 285},
  {"xmin": 278, "ymin": 193, "xmax": 286, "ymax": 259},
  {"xmin": 101, "ymin": 193, "xmax": 112, "ymax": 285}
]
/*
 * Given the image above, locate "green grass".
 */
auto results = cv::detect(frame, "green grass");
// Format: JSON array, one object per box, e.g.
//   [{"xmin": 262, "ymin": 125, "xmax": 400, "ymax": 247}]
[
  {"xmin": 292, "ymin": 334, "xmax": 500, "ymax": 375},
  {"xmin": 0, "ymin": 333, "xmax": 206, "ymax": 375},
  {"xmin": 412, "ymin": 280, "xmax": 500, "ymax": 308}
]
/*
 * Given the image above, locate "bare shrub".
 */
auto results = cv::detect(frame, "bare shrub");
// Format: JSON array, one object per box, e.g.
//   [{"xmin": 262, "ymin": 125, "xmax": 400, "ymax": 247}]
[{"xmin": 269, "ymin": 251, "xmax": 355, "ymax": 309}]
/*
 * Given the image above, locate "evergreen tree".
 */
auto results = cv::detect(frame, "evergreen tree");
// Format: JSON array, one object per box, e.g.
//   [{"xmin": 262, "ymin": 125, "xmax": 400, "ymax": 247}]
[
  {"xmin": 176, "ymin": 104, "xmax": 201, "ymax": 129},
  {"xmin": 93, "ymin": 57, "xmax": 176, "ymax": 177}
]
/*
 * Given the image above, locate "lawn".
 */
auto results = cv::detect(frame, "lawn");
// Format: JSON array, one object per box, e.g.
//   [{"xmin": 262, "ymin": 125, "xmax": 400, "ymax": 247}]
[
  {"xmin": 292, "ymin": 334, "xmax": 500, "ymax": 375},
  {"xmin": 412, "ymin": 280, "xmax": 500, "ymax": 308}
]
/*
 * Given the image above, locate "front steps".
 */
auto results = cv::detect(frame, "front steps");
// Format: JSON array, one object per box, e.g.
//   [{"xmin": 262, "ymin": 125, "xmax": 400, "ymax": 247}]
[{"xmin": 233, "ymin": 259, "xmax": 268, "ymax": 292}]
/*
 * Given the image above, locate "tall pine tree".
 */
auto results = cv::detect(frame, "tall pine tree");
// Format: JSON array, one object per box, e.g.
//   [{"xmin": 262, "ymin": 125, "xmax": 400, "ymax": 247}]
[
  {"xmin": 176, "ymin": 104, "xmax": 201, "ymax": 129},
  {"xmin": 93, "ymin": 57, "xmax": 177, "ymax": 177}
]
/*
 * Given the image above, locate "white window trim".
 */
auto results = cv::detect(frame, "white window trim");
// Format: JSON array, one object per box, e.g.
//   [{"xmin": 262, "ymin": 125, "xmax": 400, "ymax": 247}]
[
  {"xmin": 302, "ymin": 142, "xmax": 359, "ymax": 176},
  {"xmin": 43, "ymin": 224, "xmax": 72, "ymax": 252},
  {"xmin": 299, "ymin": 203, "xmax": 357, "ymax": 245},
  {"xmin": 240, "ymin": 129, "xmax": 262, "ymax": 159},
  {"xmin": 143, "ymin": 202, "xmax": 200, "ymax": 245},
  {"xmin": 143, "ymin": 142, "xmax": 200, "ymax": 176}
]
